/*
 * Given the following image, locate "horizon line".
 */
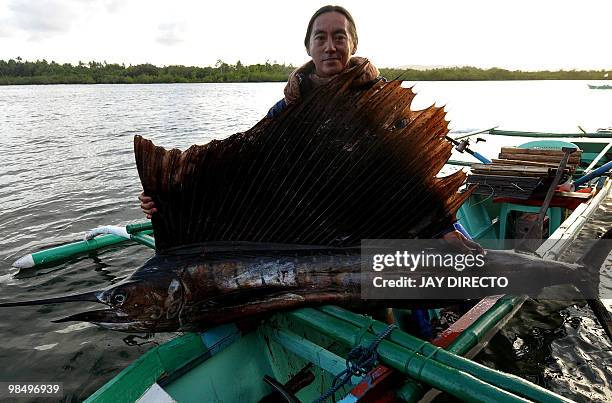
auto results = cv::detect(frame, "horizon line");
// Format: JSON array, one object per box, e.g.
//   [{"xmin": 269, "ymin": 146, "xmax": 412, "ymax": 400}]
[{"xmin": 2, "ymin": 57, "xmax": 612, "ymax": 73}]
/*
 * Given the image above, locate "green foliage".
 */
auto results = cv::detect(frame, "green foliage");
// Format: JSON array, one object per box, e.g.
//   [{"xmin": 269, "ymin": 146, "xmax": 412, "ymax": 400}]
[
  {"xmin": 378, "ymin": 66, "xmax": 612, "ymax": 81},
  {"xmin": 0, "ymin": 59, "xmax": 295, "ymax": 85},
  {"xmin": 0, "ymin": 58, "xmax": 610, "ymax": 85}
]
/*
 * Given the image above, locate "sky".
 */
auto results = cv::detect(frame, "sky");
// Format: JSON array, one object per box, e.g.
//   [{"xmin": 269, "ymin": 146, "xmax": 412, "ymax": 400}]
[{"xmin": 0, "ymin": 0, "xmax": 611, "ymax": 71}]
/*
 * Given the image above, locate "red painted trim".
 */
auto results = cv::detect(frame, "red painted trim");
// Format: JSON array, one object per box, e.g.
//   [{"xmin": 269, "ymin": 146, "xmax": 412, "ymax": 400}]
[
  {"xmin": 493, "ymin": 189, "xmax": 591, "ymax": 210},
  {"xmin": 432, "ymin": 295, "xmax": 503, "ymax": 348},
  {"xmin": 347, "ymin": 365, "xmax": 401, "ymax": 402},
  {"xmin": 345, "ymin": 295, "xmax": 506, "ymax": 400}
]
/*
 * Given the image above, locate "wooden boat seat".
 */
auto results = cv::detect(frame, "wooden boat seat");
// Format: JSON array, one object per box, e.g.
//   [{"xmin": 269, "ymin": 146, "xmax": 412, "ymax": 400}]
[{"xmin": 492, "ymin": 141, "xmax": 585, "ymax": 239}]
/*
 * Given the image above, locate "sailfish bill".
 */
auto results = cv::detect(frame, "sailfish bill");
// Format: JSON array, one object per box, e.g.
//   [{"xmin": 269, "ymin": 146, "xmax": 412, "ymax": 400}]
[{"xmin": 0, "ymin": 291, "xmax": 101, "ymax": 307}]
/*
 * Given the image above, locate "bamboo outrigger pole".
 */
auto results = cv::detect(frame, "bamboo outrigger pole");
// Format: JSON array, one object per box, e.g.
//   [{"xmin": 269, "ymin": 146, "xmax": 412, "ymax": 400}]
[{"xmin": 12, "ymin": 221, "xmax": 154, "ymax": 269}]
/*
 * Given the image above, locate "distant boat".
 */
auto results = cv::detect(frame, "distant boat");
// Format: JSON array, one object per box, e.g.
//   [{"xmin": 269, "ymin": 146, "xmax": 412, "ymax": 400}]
[{"xmin": 588, "ymin": 84, "xmax": 612, "ymax": 89}]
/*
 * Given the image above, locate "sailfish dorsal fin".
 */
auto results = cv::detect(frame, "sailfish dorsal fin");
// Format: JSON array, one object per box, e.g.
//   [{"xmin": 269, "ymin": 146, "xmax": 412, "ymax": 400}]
[{"xmin": 134, "ymin": 61, "xmax": 471, "ymax": 253}]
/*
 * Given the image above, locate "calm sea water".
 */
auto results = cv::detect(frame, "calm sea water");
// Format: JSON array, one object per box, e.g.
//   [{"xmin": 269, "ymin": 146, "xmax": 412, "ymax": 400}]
[{"xmin": 0, "ymin": 81, "xmax": 610, "ymax": 401}]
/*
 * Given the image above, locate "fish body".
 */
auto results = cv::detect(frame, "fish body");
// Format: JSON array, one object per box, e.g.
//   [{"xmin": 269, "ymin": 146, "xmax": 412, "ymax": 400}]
[
  {"xmin": 56, "ymin": 244, "xmax": 362, "ymax": 332},
  {"xmin": 48, "ymin": 243, "xmax": 590, "ymax": 333}
]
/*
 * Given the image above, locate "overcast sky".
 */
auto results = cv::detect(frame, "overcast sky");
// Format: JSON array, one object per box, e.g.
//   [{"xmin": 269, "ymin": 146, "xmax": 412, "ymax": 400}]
[{"xmin": 1, "ymin": 0, "xmax": 611, "ymax": 71}]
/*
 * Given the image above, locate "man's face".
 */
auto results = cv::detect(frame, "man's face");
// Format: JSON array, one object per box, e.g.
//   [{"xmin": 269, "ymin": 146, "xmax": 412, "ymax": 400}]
[{"xmin": 307, "ymin": 12, "xmax": 355, "ymax": 77}]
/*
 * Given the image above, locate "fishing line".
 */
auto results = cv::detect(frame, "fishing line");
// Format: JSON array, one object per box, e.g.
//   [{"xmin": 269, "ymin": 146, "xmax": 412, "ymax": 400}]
[
  {"xmin": 343, "ymin": 108, "xmax": 457, "ymax": 240},
  {"xmin": 246, "ymin": 73, "xmax": 374, "ymax": 240},
  {"xmin": 467, "ymin": 184, "xmax": 495, "ymax": 208},
  {"xmin": 229, "ymin": 85, "xmax": 330, "ymax": 240},
  {"xmin": 284, "ymin": 82, "xmax": 415, "ymax": 242},
  {"xmin": 233, "ymin": 67, "xmax": 361, "ymax": 239},
  {"xmin": 252, "ymin": 74, "xmax": 399, "ymax": 242},
  {"xmin": 304, "ymin": 107, "xmax": 454, "ymax": 242},
  {"xmin": 301, "ymin": 107, "xmax": 448, "ymax": 240}
]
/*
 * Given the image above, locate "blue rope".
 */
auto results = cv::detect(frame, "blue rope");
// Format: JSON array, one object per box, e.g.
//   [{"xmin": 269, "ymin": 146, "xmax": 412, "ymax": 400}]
[{"xmin": 313, "ymin": 323, "xmax": 396, "ymax": 403}]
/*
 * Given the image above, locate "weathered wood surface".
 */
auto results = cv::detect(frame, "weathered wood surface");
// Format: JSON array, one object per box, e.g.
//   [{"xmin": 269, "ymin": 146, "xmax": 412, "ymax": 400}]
[
  {"xmin": 498, "ymin": 153, "xmax": 581, "ymax": 165},
  {"xmin": 466, "ymin": 175, "xmax": 543, "ymax": 199},
  {"xmin": 491, "ymin": 159, "xmax": 559, "ymax": 168},
  {"xmin": 471, "ymin": 164, "xmax": 568, "ymax": 177},
  {"xmin": 500, "ymin": 147, "xmax": 583, "ymax": 158}
]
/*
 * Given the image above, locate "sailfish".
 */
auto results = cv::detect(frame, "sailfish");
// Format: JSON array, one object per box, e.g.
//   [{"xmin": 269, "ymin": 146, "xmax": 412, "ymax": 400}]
[{"xmin": 1, "ymin": 61, "xmax": 610, "ymax": 334}]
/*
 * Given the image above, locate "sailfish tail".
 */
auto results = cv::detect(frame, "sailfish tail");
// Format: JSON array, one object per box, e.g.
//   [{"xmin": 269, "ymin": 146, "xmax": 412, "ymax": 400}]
[{"xmin": 578, "ymin": 228, "xmax": 612, "ymax": 341}]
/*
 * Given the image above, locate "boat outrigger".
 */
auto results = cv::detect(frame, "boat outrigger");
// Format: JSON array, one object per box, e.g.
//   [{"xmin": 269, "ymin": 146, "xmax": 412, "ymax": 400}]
[
  {"xmin": 9, "ymin": 127, "xmax": 612, "ymax": 402},
  {"xmin": 588, "ymin": 84, "xmax": 612, "ymax": 90}
]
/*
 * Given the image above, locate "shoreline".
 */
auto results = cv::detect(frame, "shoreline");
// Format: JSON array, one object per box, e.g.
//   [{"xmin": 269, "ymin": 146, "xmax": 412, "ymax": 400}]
[
  {"xmin": 2, "ymin": 77, "xmax": 611, "ymax": 86},
  {"xmin": 1, "ymin": 60, "xmax": 610, "ymax": 86}
]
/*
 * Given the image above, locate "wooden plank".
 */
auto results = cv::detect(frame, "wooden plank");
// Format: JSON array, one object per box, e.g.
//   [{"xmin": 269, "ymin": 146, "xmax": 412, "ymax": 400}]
[
  {"xmin": 472, "ymin": 164, "xmax": 569, "ymax": 177},
  {"xmin": 473, "ymin": 163, "xmax": 551, "ymax": 173},
  {"xmin": 492, "ymin": 158, "xmax": 559, "ymax": 168},
  {"xmin": 554, "ymin": 191, "xmax": 591, "ymax": 199},
  {"xmin": 467, "ymin": 174, "xmax": 543, "ymax": 199},
  {"xmin": 498, "ymin": 153, "xmax": 581, "ymax": 164},
  {"xmin": 501, "ymin": 147, "xmax": 583, "ymax": 157},
  {"xmin": 467, "ymin": 174, "xmax": 541, "ymax": 185},
  {"xmin": 471, "ymin": 170, "xmax": 547, "ymax": 178}
]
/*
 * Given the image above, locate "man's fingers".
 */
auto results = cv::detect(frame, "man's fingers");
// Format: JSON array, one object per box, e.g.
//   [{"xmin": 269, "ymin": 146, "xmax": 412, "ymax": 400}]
[
  {"xmin": 139, "ymin": 192, "xmax": 157, "ymax": 217},
  {"xmin": 447, "ymin": 236, "xmax": 472, "ymax": 254},
  {"xmin": 443, "ymin": 230, "xmax": 485, "ymax": 255},
  {"xmin": 466, "ymin": 239, "xmax": 485, "ymax": 254},
  {"xmin": 141, "ymin": 201, "xmax": 155, "ymax": 210}
]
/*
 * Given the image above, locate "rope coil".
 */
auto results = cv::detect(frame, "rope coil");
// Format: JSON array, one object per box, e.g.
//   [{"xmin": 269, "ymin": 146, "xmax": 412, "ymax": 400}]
[{"xmin": 313, "ymin": 323, "xmax": 396, "ymax": 403}]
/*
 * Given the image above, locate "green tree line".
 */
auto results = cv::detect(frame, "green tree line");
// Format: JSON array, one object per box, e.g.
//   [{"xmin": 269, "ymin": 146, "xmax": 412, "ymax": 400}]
[
  {"xmin": 0, "ymin": 58, "xmax": 610, "ymax": 85},
  {"xmin": 0, "ymin": 59, "xmax": 295, "ymax": 85},
  {"xmin": 380, "ymin": 66, "xmax": 611, "ymax": 81}
]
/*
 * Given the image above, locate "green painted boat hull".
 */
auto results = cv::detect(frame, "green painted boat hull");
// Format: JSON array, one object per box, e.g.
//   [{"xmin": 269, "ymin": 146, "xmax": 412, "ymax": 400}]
[
  {"xmin": 79, "ymin": 133, "xmax": 611, "ymax": 402},
  {"xmin": 84, "ymin": 192, "xmax": 515, "ymax": 403}
]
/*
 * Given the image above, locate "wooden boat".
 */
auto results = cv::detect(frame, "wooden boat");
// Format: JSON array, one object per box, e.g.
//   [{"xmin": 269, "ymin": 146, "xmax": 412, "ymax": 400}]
[{"xmin": 12, "ymin": 129, "xmax": 612, "ymax": 402}]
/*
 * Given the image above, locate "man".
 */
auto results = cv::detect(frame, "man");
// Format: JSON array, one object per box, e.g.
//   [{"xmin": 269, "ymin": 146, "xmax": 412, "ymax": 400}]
[
  {"xmin": 141, "ymin": 5, "xmax": 482, "ymax": 253},
  {"xmin": 266, "ymin": 5, "xmax": 379, "ymax": 118}
]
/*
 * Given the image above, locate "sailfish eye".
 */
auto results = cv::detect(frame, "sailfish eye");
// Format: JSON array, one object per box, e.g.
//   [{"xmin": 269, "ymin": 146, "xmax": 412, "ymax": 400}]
[{"xmin": 111, "ymin": 292, "xmax": 126, "ymax": 306}]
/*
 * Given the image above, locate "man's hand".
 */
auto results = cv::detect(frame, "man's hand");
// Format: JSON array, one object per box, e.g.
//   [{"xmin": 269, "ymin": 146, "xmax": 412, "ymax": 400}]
[
  {"xmin": 442, "ymin": 230, "xmax": 485, "ymax": 255},
  {"xmin": 139, "ymin": 192, "xmax": 157, "ymax": 219}
]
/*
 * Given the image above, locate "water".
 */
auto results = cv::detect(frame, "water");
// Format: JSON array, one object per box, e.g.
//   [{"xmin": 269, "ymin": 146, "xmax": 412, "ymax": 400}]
[
  {"xmin": 479, "ymin": 191, "xmax": 612, "ymax": 402},
  {"xmin": 0, "ymin": 81, "xmax": 611, "ymax": 401}
]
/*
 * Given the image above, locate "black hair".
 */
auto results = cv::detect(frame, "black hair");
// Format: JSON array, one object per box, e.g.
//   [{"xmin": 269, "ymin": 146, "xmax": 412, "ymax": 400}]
[{"xmin": 304, "ymin": 5, "xmax": 358, "ymax": 50}]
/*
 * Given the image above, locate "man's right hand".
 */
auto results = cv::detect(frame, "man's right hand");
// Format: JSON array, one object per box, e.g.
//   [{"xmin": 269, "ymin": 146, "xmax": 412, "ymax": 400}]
[{"xmin": 139, "ymin": 192, "xmax": 157, "ymax": 219}]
